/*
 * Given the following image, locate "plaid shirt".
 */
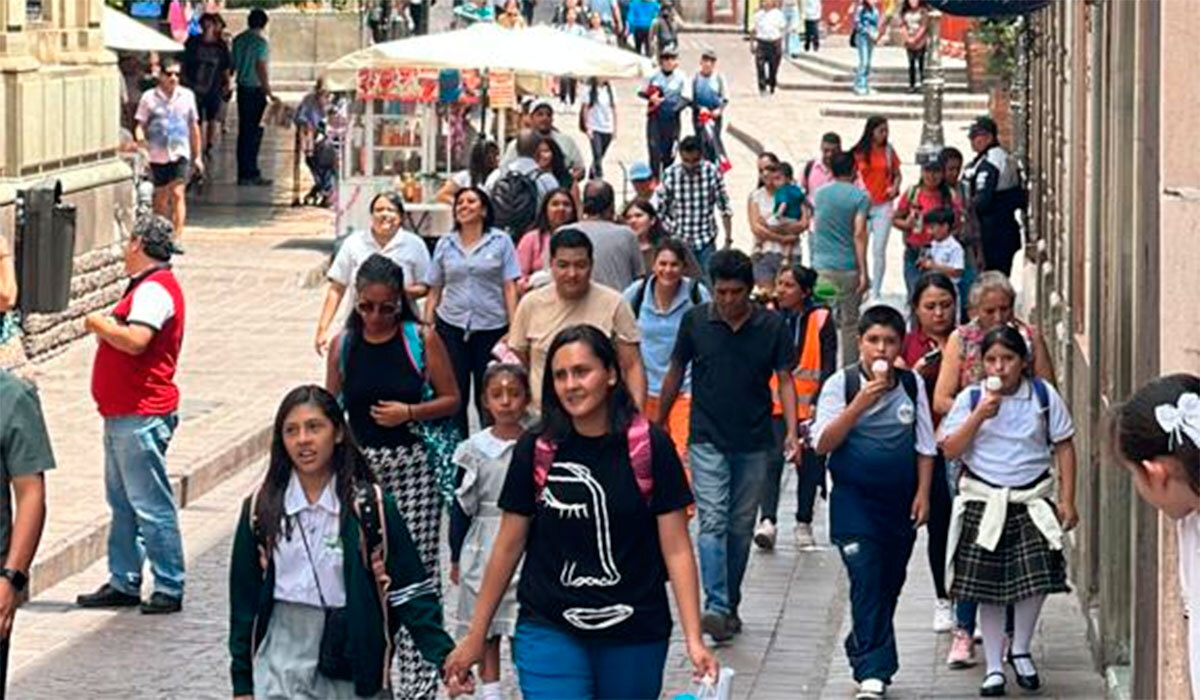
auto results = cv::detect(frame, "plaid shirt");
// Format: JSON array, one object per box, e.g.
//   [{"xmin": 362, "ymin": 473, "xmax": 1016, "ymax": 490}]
[{"xmin": 655, "ymin": 161, "xmax": 732, "ymax": 251}]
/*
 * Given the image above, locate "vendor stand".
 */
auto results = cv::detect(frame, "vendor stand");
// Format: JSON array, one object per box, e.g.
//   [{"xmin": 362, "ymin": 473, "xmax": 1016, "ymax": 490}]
[{"xmin": 324, "ymin": 23, "xmax": 655, "ymax": 245}]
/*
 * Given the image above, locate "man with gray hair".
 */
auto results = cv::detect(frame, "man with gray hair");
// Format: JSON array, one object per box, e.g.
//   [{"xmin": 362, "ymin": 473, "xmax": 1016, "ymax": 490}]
[{"xmin": 77, "ymin": 215, "xmax": 188, "ymax": 615}]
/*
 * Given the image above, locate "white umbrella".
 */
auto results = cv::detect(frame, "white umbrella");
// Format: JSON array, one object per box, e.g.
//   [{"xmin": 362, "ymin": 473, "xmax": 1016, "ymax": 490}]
[
  {"xmin": 103, "ymin": 7, "xmax": 185, "ymax": 53},
  {"xmin": 324, "ymin": 23, "xmax": 653, "ymax": 90}
]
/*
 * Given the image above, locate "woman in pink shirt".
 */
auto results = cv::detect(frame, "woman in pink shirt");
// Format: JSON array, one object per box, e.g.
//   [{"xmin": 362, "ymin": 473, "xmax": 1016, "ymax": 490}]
[{"xmin": 515, "ymin": 189, "xmax": 577, "ymax": 292}]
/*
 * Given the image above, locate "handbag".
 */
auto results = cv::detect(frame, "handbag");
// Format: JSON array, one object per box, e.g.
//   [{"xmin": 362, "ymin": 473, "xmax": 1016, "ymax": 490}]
[
  {"xmin": 397, "ymin": 322, "xmax": 462, "ymax": 507},
  {"xmin": 295, "ymin": 518, "xmax": 353, "ymax": 681}
]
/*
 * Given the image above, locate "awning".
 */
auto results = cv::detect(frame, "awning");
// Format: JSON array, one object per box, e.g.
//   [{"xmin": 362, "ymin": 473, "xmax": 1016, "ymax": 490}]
[
  {"xmin": 927, "ymin": 0, "xmax": 1052, "ymax": 16},
  {"xmin": 325, "ymin": 23, "xmax": 654, "ymax": 91},
  {"xmin": 103, "ymin": 7, "xmax": 184, "ymax": 53}
]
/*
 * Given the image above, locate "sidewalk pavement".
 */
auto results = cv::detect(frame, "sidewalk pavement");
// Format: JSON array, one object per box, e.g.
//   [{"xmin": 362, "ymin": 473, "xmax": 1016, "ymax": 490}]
[{"xmin": 24, "ymin": 205, "xmax": 332, "ymax": 599}]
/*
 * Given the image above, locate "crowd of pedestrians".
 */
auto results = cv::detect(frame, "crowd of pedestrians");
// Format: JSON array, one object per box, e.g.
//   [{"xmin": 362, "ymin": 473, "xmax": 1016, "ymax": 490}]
[{"xmin": 3, "ymin": 2, "xmax": 1199, "ymax": 698}]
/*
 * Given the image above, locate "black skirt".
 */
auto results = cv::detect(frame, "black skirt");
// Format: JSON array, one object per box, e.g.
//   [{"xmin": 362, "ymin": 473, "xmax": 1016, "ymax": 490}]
[{"xmin": 950, "ymin": 500, "xmax": 1069, "ymax": 605}]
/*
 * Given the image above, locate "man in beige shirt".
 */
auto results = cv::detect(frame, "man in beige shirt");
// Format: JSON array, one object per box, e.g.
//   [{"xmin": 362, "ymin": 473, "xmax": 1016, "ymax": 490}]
[{"xmin": 508, "ymin": 228, "xmax": 646, "ymax": 412}]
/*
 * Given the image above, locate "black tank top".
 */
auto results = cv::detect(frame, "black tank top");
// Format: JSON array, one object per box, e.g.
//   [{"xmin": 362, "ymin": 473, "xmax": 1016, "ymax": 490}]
[{"xmin": 342, "ymin": 331, "xmax": 424, "ymax": 449}]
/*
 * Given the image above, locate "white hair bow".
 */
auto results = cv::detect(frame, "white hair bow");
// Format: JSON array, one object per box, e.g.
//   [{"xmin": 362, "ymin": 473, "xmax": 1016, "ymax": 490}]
[{"xmin": 1154, "ymin": 392, "xmax": 1200, "ymax": 450}]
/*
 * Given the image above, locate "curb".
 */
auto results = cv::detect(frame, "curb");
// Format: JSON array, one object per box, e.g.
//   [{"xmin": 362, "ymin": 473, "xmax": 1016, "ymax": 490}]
[
  {"xmin": 28, "ymin": 423, "xmax": 272, "ymax": 599},
  {"xmin": 726, "ymin": 121, "xmax": 765, "ymax": 157}
]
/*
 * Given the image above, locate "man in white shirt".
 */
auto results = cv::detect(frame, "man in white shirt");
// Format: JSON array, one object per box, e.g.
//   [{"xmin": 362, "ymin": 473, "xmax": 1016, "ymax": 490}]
[
  {"xmin": 753, "ymin": 0, "xmax": 788, "ymax": 94},
  {"xmin": 803, "ymin": 0, "xmax": 823, "ymax": 52},
  {"xmin": 135, "ymin": 57, "xmax": 203, "ymax": 238}
]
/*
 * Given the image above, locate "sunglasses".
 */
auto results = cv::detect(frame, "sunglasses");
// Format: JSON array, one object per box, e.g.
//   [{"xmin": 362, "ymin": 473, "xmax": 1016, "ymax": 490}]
[
  {"xmin": 164, "ymin": 70, "xmax": 181, "ymax": 78},
  {"xmin": 356, "ymin": 300, "xmax": 398, "ymax": 316}
]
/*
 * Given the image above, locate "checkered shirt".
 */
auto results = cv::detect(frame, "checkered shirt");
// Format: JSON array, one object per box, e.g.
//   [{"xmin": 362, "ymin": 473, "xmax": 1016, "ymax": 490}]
[{"xmin": 655, "ymin": 160, "xmax": 732, "ymax": 251}]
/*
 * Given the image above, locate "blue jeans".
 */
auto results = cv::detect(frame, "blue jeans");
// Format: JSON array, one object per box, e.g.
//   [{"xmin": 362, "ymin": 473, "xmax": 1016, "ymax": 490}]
[
  {"xmin": 783, "ymin": 6, "xmax": 801, "ymax": 56},
  {"xmin": 513, "ymin": 617, "xmax": 668, "ymax": 699},
  {"xmin": 867, "ymin": 202, "xmax": 894, "ymax": 299},
  {"xmin": 834, "ymin": 533, "xmax": 916, "ymax": 683},
  {"xmin": 103, "ymin": 414, "xmax": 185, "ymax": 598},
  {"xmin": 694, "ymin": 241, "xmax": 717, "ymax": 283},
  {"xmin": 689, "ymin": 443, "xmax": 769, "ymax": 615},
  {"xmin": 957, "ymin": 255, "xmax": 977, "ymax": 323},
  {"xmin": 855, "ymin": 34, "xmax": 875, "ymax": 93},
  {"xmin": 903, "ymin": 245, "xmax": 923, "ymax": 302}
]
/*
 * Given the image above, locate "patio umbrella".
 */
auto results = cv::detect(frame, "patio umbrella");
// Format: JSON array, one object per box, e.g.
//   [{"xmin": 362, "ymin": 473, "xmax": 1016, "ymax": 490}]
[
  {"xmin": 102, "ymin": 6, "xmax": 185, "ymax": 53},
  {"xmin": 324, "ymin": 23, "xmax": 654, "ymax": 90},
  {"xmin": 926, "ymin": 0, "xmax": 1052, "ymax": 16}
]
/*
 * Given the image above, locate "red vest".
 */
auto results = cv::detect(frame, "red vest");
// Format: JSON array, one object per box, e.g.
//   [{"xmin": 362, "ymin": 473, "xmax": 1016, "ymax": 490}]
[{"xmin": 91, "ymin": 267, "xmax": 186, "ymax": 417}]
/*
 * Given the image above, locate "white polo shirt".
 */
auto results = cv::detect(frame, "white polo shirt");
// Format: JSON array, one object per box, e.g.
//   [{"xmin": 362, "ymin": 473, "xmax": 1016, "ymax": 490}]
[
  {"xmin": 273, "ymin": 472, "xmax": 346, "ymax": 608},
  {"xmin": 328, "ymin": 228, "xmax": 431, "ymax": 303},
  {"xmin": 939, "ymin": 378, "xmax": 1075, "ymax": 486}
]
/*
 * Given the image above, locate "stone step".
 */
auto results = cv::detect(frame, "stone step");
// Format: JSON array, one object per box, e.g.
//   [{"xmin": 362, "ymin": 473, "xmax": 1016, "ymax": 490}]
[
  {"xmin": 826, "ymin": 94, "xmax": 990, "ymax": 110},
  {"xmin": 786, "ymin": 55, "xmax": 971, "ymax": 90},
  {"xmin": 819, "ymin": 103, "xmax": 981, "ymax": 122},
  {"xmin": 778, "ymin": 80, "xmax": 978, "ymax": 96},
  {"xmin": 792, "ymin": 49, "xmax": 969, "ymax": 81}
]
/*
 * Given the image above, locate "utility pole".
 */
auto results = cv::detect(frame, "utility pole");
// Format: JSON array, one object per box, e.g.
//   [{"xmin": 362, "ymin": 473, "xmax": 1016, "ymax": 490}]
[{"xmin": 915, "ymin": 7, "xmax": 944, "ymax": 165}]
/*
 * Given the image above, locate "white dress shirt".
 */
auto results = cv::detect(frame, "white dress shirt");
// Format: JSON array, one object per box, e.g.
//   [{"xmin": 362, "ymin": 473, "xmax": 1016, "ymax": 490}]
[
  {"xmin": 754, "ymin": 8, "xmax": 787, "ymax": 41},
  {"xmin": 273, "ymin": 472, "xmax": 347, "ymax": 608}
]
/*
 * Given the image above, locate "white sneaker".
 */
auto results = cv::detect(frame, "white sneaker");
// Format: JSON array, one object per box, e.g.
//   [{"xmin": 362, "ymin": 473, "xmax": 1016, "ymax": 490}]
[
  {"xmin": 933, "ymin": 598, "xmax": 955, "ymax": 633},
  {"xmin": 753, "ymin": 519, "xmax": 777, "ymax": 550},
  {"xmin": 794, "ymin": 522, "xmax": 816, "ymax": 549},
  {"xmin": 856, "ymin": 678, "xmax": 887, "ymax": 699}
]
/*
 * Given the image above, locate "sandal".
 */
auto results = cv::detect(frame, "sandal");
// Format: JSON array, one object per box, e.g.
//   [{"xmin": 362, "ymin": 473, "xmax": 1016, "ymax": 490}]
[
  {"xmin": 979, "ymin": 671, "xmax": 1007, "ymax": 697},
  {"xmin": 1008, "ymin": 653, "xmax": 1041, "ymax": 692}
]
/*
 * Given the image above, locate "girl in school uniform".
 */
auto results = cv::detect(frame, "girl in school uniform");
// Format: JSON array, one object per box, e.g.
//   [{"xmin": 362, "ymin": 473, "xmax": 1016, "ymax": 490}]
[
  {"xmin": 448, "ymin": 363, "xmax": 531, "ymax": 700},
  {"xmin": 228, "ymin": 385, "xmax": 453, "ymax": 700},
  {"xmin": 939, "ymin": 326, "xmax": 1079, "ymax": 697},
  {"xmin": 1110, "ymin": 373, "xmax": 1199, "ymax": 695}
]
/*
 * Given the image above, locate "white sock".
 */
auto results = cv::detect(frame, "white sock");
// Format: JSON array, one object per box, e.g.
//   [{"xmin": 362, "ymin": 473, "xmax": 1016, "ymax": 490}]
[
  {"xmin": 1010, "ymin": 594, "xmax": 1046, "ymax": 656},
  {"xmin": 480, "ymin": 681, "xmax": 503, "ymax": 700},
  {"xmin": 978, "ymin": 603, "xmax": 1007, "ymax": 675}
]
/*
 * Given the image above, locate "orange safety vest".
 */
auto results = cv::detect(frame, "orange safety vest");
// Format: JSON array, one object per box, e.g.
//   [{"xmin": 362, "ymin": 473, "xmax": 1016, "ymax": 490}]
[{"xmin": 771, "ymin": 307, "xmax": 831, "ymax": 420}]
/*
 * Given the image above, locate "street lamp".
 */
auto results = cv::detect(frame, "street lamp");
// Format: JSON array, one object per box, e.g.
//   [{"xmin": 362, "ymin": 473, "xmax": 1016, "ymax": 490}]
[{"xmin": 916, "ymin": 7, "xmax": 945, "ymax": 165}]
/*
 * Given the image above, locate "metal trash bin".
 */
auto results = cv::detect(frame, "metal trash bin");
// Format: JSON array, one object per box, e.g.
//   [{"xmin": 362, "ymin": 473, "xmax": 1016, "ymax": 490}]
[{"xmin": 15, "ymin": 180, "xmax": 77, "ymax": 314}]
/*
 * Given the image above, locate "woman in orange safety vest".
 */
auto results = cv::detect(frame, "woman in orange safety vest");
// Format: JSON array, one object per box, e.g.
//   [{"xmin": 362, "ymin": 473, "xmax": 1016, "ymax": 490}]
[{"xmin": 753, "ymin": 263, "xmax": 838, "ymax": 551}]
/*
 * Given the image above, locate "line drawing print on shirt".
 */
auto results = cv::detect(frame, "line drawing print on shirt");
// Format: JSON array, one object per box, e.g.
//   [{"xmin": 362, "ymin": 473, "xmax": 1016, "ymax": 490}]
[{"xmin": 543, "ymin": 461, "xmax": 635, "ymax": 630}]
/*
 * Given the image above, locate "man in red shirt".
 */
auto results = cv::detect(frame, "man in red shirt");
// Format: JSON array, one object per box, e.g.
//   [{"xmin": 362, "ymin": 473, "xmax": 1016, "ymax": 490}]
[{"xmin": 76, "ymin": 215, "xmax": 187, "ymax": 615}]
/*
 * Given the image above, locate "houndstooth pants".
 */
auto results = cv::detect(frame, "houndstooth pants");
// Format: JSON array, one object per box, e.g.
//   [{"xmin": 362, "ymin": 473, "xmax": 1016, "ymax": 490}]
[{"xmin": 364, "ymin": 443, "xmax": 442, "ymax": 700}]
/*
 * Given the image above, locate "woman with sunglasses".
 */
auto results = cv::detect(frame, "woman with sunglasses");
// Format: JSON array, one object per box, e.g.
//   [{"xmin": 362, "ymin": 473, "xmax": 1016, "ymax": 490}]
[
  {"xmin": 325, "ymin": 254, "xmax": 460, "ymax": 700},
  {"xmin": 315, "ymin": 191, "xmax": 431, "ymax": 356},
  {"xmin": 424, "ymin": 187, "xmax": 522, "ymax": 437}
]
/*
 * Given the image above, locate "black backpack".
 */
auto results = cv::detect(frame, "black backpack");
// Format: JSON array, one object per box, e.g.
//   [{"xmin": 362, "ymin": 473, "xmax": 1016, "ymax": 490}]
[
  {"xmin": 491, "ymin": 169, "xmax": 540, "ymax": 237},
  {"xmin": 843, "ymin": 364, "xmax": 920, "ymax": 435},
  {"xmin": 631, "ymin": 275, "xmax": 702, "ymax": 318}
]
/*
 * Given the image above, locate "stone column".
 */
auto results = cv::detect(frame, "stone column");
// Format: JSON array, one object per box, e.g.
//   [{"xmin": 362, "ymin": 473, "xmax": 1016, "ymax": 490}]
[{"xmin": 915, "ymin": 8, "xmax": 943, "ymax": 165}]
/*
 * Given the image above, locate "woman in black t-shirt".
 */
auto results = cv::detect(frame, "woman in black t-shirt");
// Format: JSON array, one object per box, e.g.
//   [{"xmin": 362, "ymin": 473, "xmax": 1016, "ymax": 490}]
[{"xmin": 443, "ymin": 325, "xmax": 718, "ymax": 699}]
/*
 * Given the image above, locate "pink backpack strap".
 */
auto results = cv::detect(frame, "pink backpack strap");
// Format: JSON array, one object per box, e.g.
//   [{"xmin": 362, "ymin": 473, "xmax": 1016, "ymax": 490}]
[
  {"xmin": 627, "ymin": 415, "xmax": 653, "ymax": 505},
  {"xmin": 532, "ymin": 435, "xmax": 556, "ymax": 501}
]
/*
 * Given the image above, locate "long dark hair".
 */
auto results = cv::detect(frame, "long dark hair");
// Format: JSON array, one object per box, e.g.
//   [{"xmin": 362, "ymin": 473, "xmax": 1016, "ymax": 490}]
[
  {"xmin": 1111, "ymin": 373, "xmax": 1200, "ymax": 493},
  {"xmin": 254, "ymin": 385, "xmax": 377, "ymax": 551},
  {"xmin": 536, "ymin": 325, "xmax": 638, "ymax": 443},
  {"xmin": 468, "ymin": 139, "xmax": 499, "ymax": 187},
  {"xmin": 910, "ymin": 271, "xmax": 958, "ymax": 318},
  {"xmin": 980, "ymin": 324, "xmax": 1030, "ymax": 362},
  {"xmin": 534, "ymin": 188, "xmax": 578, "ymax": 235},
  {"xmin": 344, "ymin": 254, "xmax": 421, "ymax": 352},
  {"xmin": 452, "ymin": 186, "xmax": 497, "ymax": 232},
  {"xmin": 622, "ymin": 199, "xmax": 667, "ymax": 249},
  {"xmin": 538, "ymin": 138, "xmax": 573, "ymax": 190},
  {"xmin": 853, "ymin": 115, "xmax": 889, "ymax": 160}
]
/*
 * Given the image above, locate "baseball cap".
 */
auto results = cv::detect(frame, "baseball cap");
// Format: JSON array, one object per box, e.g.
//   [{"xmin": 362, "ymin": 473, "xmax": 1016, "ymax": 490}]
[
  {"xmin": 968, "ymin": 116, "xmax": 998, "ymax": 138},
  {"xmin": 629, "ymin": 162, "xmax": 653, "ymax": 181},
  {"xmin": 529, "ymin": 97, "xmax": 555, "ymax": 114},
  {"xmin": 132, "ymin": 214, "xmax": 184, "ymax": 261},
  {"xmin": 701, "ymin": 47, "xmax": 717, "ymax": 60}
]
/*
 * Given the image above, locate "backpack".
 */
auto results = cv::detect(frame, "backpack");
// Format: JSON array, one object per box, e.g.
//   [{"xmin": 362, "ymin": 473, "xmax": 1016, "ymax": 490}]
[
  {"xmin": 532, "ymin": 414, "xmax": 655, "ymax": 506},
  {"xmin": 843, "ymin": 364, "xmax": 918, "ymax": 410},
  {"xmin": 802, "ymin": 159, "xmax": 816, "ymax": 195},
  {"xmin": 491, "ymin": 168, "xmax": 540, "ymax": 237},
  {"xmin": 630, "ymin": 276, "xmax": 703, "ymax": 319},
  {"xmin": 969, "ymin": 377, "xmax": 1052, "ymax": 445}
]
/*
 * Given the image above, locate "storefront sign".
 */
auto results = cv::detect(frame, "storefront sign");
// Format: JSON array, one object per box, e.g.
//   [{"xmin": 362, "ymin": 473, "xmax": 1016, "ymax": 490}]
[
  {"xmin": 488, "ymin": 71, "xmax": 515, "ymax": 109},
  {"xmin": 357, "ymin": 67, "xmax": 484, "ymax": 103}
]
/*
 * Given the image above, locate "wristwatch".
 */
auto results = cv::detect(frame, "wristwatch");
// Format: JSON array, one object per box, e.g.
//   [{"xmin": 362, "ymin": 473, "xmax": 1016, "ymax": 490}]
[{"xmin": 0, "ymin": 568, "xmax": 28, "ymax": 592}]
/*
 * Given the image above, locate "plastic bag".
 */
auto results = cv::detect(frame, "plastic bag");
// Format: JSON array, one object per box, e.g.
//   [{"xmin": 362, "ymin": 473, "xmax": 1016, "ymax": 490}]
[{"xmin": 677, "ymin": 667, "xmax": 736, "ymax": 700}]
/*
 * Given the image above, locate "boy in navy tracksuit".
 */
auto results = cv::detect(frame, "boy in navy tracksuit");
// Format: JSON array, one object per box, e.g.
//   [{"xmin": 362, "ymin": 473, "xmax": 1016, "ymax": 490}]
[{"xmin": 812, "ymin": 306, "xmax": 936, "ymax": 700}]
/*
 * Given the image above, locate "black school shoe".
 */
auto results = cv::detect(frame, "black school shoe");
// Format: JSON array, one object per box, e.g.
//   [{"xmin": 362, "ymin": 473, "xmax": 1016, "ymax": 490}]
[
  {"xmin": 76, "ymin": 583, "xmax": 141, "ymax": 608},
  {"xmin": 1008, "ymin": 653, "xmax": 1041, "ymax": 691},
  {"xmin": 140, "ymin": 592, "xmax": 183, "ymax": 615},
  {"xmin": 980, "ymin": 671, "xmax": 1007, "ymax": 697}
]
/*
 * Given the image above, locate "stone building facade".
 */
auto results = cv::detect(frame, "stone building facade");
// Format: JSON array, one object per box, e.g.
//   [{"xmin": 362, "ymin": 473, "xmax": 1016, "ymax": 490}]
[
  {"xmin": 1023, "ymin": 1, "xmax": 1199, "ymax": 697},
  {"xmin": 1, "ymin": 0, "xmax": 130, "ymax": 368}
]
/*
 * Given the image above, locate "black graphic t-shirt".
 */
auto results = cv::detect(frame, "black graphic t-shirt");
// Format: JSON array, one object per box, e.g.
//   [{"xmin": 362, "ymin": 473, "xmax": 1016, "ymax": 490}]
[{"xmin": 498, "ymin": 424, "xmax": 694, "ymax": 642}]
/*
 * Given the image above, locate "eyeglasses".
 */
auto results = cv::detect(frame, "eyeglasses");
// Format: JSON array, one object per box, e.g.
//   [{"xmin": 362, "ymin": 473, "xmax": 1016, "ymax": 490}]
[{"xmin": 355, "ymin": 300, "xmax": 398, "ymax": 316}]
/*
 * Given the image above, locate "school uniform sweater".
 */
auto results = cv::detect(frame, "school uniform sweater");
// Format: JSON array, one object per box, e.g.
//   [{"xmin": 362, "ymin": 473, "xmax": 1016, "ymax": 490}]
[{"xmin": 228, "ymin": 489, "xmax": 453, "ymax": 697}]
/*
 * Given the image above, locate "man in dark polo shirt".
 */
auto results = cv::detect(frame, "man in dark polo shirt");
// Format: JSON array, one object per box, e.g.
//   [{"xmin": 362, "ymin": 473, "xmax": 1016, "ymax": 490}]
[
  {"xmin": 0, "ymin": 369, "xmax": 54, "ymax": 690},
  {"xmin": 656, "ymin": 248, "xmax": 799, "ymax": 641}
]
